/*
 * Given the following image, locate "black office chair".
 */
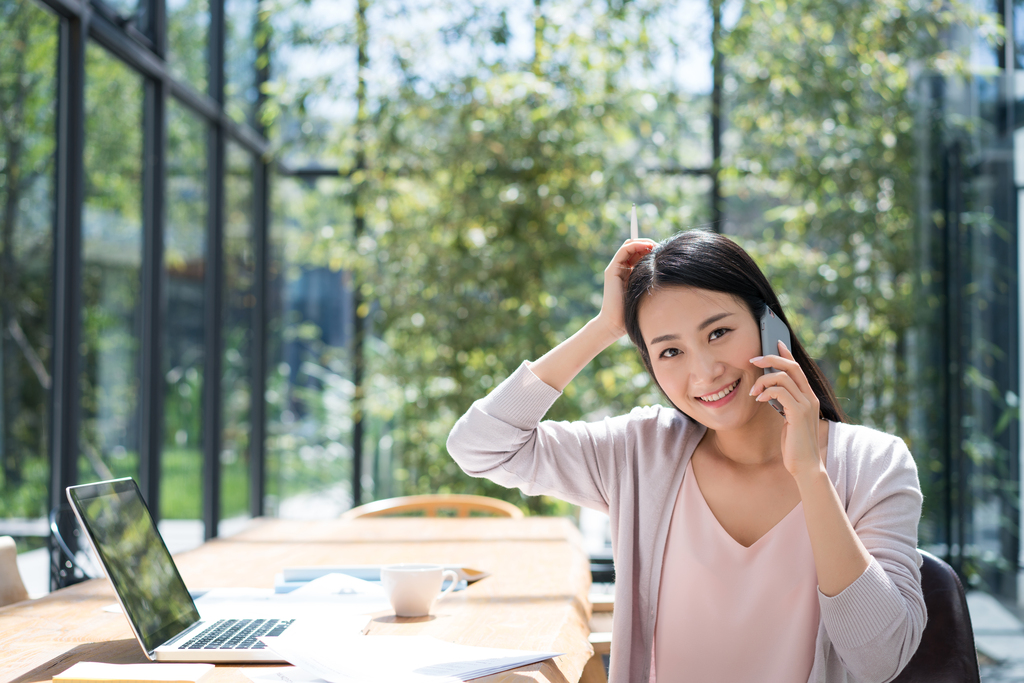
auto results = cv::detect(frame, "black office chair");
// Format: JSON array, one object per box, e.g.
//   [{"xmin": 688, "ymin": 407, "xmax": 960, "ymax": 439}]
[
  {"xmin": 48, "ymin": 506, "xmax": 98, "ymax": 590},
  {"xmin": 892, "ymin": 550, "xmax": 981, "ymax": 683}
]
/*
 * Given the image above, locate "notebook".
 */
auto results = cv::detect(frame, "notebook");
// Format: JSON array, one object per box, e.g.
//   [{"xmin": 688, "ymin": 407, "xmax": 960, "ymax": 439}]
[
  {"xmin": 54, "ymin": 662, "xmax": 215, "ymax": 683},
  {"xmin": 67, "ymin": 477, "xmax": 296, "ymax": 663}
]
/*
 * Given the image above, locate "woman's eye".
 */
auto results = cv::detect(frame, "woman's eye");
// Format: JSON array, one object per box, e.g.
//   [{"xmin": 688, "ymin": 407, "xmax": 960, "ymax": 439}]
[
  {"xmin": 659, "ymin": 348, "xmax": 681, "ymax": 359},
  {"xmin": 709, "ymin": 327, "xmax": 731, "ymax": 341}
]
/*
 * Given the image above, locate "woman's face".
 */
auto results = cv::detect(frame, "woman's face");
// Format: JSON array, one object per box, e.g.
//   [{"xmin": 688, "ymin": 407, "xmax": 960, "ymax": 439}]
[{"xmin": 638, "ymin": 286, "xmax": 770, "ymax": 430}]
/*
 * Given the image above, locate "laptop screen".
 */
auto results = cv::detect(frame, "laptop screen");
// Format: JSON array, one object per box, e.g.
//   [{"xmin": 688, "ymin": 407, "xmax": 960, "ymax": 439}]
[{"xmin": 68, "ymin": 478, "xmax": 200, "ymax": 654}]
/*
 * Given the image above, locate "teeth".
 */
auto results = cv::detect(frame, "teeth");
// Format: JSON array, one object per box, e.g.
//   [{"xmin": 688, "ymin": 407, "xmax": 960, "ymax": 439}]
[{"xmin": 699, "ymin": 380, "xmax": 739, "ymax": 403}]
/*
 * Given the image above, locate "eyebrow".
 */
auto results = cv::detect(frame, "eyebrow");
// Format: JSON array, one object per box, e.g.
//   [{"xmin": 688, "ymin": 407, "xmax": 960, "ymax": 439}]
[
  {"xmin": 648, "ymin": 312, "xmax": 734, "ymax": 346},
  {"xmin": 649, "ymin": 333, "xmax": 679, "ymax": 345},
  {"xmin": 698, "ymin": 312, "xmax": 733, "ymax": 331}
]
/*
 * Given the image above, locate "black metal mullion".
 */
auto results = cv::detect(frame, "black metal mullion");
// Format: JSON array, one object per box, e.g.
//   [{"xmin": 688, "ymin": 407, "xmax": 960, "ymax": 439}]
[
  {"xmin": 203, "ymin": 0, "xmax": 226, "ymax": 540},
  {"xmin": 250, "ymin": 157, "xmax": 268, "ymax": 518},
  {"xmin": 34, "ymin": 0, "xmax": 83, "ymax": 22},
  {"xmin": 998, "ymin": 0, "xmax": 1020, "ymax": 593},
  {"xmin": 248, "ymin": 8, "xmax": 271, "ymax": 519},
  {"xmin": 148, "ymin": 0, "xmax": 166, "ymax": 59},
  {"xmin": 202, "ymin": 127, "xmax": 224, "ymax": 541},
  {"xmin": 710, "ymin": 0, "xmax": 723, "ymax": 232},
  {"xmin": 139, "ymin": 76, "xmax": 166, "ymax": 520},
  {"xmin": 1002, "ymin": 0, "xmax": 1021, "ymax": 590},
  {"xmin": 35, "ymin": 0, "xmax": 270, "ymax": 164},
  {"xmin": 49, "ymin": 7, "xmax": 88, "ymax": 590},
  {"xmin": 944, "ymin": 139, "xmax": 964, "ymax": 575}
]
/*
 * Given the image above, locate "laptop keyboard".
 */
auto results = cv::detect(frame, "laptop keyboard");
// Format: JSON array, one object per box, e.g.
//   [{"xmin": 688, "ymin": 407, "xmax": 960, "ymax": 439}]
[{"xmin": 179, "ymin": 618, "xmax": 295, "ymax": 650}]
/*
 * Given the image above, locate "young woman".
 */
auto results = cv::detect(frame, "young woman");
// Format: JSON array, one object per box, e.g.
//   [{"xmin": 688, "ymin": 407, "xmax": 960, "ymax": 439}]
[{"xmin": 446, "ymin": 230, "xmax": 925, "ymax": 683}]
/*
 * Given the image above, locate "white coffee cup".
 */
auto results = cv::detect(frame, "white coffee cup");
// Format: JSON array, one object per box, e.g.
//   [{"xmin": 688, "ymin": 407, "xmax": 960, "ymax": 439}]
[{"xmin": 380, "ymin": 564, "xmax": 459, "ymax": 617}]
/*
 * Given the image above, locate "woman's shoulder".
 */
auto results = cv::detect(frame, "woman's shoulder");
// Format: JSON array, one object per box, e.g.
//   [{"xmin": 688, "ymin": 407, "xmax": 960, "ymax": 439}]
[
  {"xmin": 576, "ymin": 403, "xmax": 702, "ymax": 445},
  {"xmin": 615, "ymin": 403, "xmax": 699, "ymax": 432},
  {"xmin": 606, "ymin": 404, "xmax": 706, "ymax": 457},
  {"xmin": 831, "ymin": 421, "xmax": 918, "ymax": 478}
]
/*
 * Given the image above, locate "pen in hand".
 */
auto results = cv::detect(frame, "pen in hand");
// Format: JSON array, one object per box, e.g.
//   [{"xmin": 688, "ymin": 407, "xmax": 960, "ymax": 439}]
[{"xmin": 630, "ymin": 203, "xmax": 638, "ymax": 241}]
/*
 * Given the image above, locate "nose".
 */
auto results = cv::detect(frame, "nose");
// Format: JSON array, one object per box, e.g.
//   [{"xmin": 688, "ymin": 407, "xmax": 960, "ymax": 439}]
[{"xmin": 691, "ymin": 350, "xmax": 724, "ymax": 390}]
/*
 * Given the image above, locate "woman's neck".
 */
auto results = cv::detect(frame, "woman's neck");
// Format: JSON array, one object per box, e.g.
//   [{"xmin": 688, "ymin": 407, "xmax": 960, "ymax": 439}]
[{"xmin": 705, "ymin": 407, "xmax": 787, "ymax": 468}]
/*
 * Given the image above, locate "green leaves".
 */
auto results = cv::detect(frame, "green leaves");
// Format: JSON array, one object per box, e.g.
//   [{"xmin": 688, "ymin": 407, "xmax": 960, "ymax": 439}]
[{"xmin": 265, "ymin": 0, "xmax": 1005, "ymax": 515}]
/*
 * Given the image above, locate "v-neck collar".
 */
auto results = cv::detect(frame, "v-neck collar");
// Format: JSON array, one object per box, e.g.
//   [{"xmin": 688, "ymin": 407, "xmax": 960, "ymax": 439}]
[
  {"xmin": 685, "ymin": 458, "xmax": 805, "ymax": 550},
  {"xmin": 681, "ymin": 420, "xmax": 835, "ymax": 550}
]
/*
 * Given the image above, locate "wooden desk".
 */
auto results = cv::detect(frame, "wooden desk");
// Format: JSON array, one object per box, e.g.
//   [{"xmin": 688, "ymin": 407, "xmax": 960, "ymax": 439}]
[{"xmin": 0, "ymin": 517, "xmax": 594, "ymax": 683}]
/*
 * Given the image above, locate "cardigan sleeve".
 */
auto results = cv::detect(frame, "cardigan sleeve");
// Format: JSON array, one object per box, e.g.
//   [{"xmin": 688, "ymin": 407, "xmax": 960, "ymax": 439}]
[
  {"xmin": 818, "ymin": 432, "xmax": 927, "ymax": 683},
  {"xmin": 446, "ymin": 361, "xmax": 643, "ymax": 513}
]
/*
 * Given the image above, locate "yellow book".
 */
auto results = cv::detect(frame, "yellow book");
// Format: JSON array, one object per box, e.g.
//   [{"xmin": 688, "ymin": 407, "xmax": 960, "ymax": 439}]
[{"xmin": 53, "ymin": 662, "xmax": 215, "ymax": 683}]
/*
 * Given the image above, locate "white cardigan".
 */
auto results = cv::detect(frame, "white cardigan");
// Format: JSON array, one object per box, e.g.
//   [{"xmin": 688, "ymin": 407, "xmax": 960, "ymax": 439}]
[{"xmin": 447, "ymin": 362, "xmax": 926, "ymax": 683}]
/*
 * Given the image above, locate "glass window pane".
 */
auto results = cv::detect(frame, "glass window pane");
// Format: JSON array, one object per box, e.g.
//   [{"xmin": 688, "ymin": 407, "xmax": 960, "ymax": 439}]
[
  {"xmin": 0, "ymin": 0, "xmax": 57, "ymax": 528},
  {"xmin": 167, "ymin": 0, "xmax": 209, "ymax": 93},
  {"xmin": 1016, "ymin": 0, "xmax": 1024, "ymax": 70},
  {"xmin": 80, "ymin": 44, "xmax": 144, "ymax": 485},
  {"xmin": 221, "ymin": 141, "xmax": 254, "ymax": 528},
  {"xmin": 225, "ymin": 0, "xmax": 258, "ymax": 125},
  {"xmin": 266, "ymin": 175, "xmax": 353, "ymax": 517},
  {"xmin": 100, "ymin": 0, "xmax": 141, "ymax": 20},
  {"xmin": 162, "ymin": 98, "xmax": 207, "ymax": 526}
]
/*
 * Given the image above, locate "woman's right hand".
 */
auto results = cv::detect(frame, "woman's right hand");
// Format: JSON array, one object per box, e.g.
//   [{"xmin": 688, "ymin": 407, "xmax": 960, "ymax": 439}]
[
  {"xmin": 528, "ymin": 238, "xmax": 656, "ymax": 391},
  {"xmin": 597, "ymin": 238, "xmax": 657, "ymax": 339}
]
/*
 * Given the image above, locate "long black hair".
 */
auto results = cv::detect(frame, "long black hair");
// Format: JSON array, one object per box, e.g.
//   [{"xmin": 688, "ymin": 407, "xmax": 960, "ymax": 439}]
[{"xmin": 623, "ymin": 230, "xmax": 847, "ymax": 423}]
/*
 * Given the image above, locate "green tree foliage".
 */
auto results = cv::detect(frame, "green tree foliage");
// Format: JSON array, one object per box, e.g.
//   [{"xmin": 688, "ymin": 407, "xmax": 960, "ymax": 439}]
[
  {"xmin": 167, "ymin": 0, "xmax": 210, "ymax": 91},
  {"xmin": 719, "ymin": 0, "xmax": 1005, "ymax": 555},
  {"xmin": 263, "ymin": 0, "xmax": 1002, "ymax": 516},
  {"xmin": 266, "ymin": 0, "xmax": 717, "ymax": 512},
  {"xmin": 723, "ymin": 0, "xmax": 995, "ymax": 434},
  {"xmin": 0, "ymin": 0, "xmax": 57, "ymax": 517},
  {"xmin": 78, "ymin": 43, "xmax": 145, "ymax": 486}
]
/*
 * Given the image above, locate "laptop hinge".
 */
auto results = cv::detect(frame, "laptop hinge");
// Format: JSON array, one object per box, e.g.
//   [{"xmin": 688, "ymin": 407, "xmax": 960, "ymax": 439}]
[{"xmin": 161, "ymin": 619, "xmax": 206, "ymax": 649}]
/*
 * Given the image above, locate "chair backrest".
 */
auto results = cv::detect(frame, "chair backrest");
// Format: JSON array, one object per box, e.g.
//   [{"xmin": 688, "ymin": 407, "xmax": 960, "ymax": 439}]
[
  {"xmin": 341, "ymin": 494, "xmax": 524, "ymax": 520},
  {"xmin": 0, "ymin": 536, "xmax": 30, "ymax": 607},
  {"xmin": 49, "ymin": 506, "xmax": 96, "ymax": 590},
  {"xmin": 891, "ymin": 550, "xmax": 981, "ymax": 683}
]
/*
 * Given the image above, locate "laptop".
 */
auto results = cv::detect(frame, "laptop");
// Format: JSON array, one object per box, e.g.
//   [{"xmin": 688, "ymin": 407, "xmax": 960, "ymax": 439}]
[{"xmin": 67, "ymin": 477, "xmax": 295, "ymax": 662}]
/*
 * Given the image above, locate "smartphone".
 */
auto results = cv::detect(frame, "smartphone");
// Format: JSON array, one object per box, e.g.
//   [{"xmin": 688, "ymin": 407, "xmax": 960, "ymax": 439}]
[{"xmin": 759, "ymin": 307, "xmax": 792, "ymax": 417}]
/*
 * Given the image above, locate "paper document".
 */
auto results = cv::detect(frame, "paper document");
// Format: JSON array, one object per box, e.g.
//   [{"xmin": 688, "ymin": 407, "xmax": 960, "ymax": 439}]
[
  {"xmin": 260, "ymin": 623, "xmax": 562, "ymax": 683},
  {"xmin": 288, "ymin": 573, "xmax": 385, "ymax": 597},
  {"xmin": 281, "ymin": 565, "xmax": 489, "ymax": 585},
  {"xmin": 241, "ymin": 667, "xmax": 322, "ymax": 683},
  {"xmin": 276, "ymin": 569, "xmax": 469, "ymax": 595}
]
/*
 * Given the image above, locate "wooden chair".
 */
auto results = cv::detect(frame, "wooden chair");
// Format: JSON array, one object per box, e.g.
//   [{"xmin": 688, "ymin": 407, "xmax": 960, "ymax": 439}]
[
  {"xmin": 340, "ymin": 494, "xmax": 524, "ymax": 520},
  {"xmin": 0, "ymin": 536, "xmax": 30, "ymax": 607}
]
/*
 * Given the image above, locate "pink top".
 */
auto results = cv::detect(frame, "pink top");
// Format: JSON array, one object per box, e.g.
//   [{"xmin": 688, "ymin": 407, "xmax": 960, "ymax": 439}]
[
  {"xmin": 450, "ymin": 363, "xmax": 927, "ymax": 683},
  {"xmin": 652, "ymin": 459, "xmax": 820, "ymax": 683}
]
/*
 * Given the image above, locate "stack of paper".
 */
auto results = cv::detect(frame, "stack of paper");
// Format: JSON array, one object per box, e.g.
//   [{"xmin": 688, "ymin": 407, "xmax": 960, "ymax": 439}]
[{"xmin": 256, "ymin": 623, "xmax": 561, "ymax": 683}]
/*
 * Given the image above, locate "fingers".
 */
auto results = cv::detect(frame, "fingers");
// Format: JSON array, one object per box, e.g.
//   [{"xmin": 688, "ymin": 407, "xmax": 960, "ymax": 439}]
[
  {"xmin": 607, "ymin": 239, "xmax": 656, "ymax": 276},
  {"xmin": 749, "ymin": 363, "xmax": 803, "ymax": 401},
  {"xmin": 750, "ymin": 358, "xmax": 820, "ymax": 419},
  {"xmin": 618, "ymin": 239, "xmax": 657, "ymax": 261},
  {"xmin": 752, "ymin": 383, "xmax": 819, "ymax": 423},
  {"xmin": 752, "ymin": 383, "xmax": 797, "ymax": 410},
  {"xmin": 749, "ymin": 341, "xmax": 813, "ymax": 395}
]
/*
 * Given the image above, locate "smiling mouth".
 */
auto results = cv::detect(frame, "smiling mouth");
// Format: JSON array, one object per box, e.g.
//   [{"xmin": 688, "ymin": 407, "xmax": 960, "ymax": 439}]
[{"xmin": 697, "ymin": 379, "xmax": 740, "ymax": 403}]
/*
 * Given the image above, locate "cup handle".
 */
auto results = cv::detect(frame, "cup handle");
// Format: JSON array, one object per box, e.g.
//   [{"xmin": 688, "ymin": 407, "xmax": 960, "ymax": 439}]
[{"xmin": 438, "ymin": 569, "xmax": 459, "ymax": 600}]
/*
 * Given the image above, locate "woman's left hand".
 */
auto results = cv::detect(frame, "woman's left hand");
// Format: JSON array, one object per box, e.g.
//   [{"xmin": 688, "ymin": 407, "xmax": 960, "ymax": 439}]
[{"xmin": 748, "ymin": 342, "xmax": 824, "ymax": 480}]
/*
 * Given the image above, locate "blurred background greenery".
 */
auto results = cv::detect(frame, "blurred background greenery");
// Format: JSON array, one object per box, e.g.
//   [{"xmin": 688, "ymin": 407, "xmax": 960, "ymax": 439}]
[{"xmin": 0, "ymin": 0, "xmax": 1020, "ymax": 610}]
